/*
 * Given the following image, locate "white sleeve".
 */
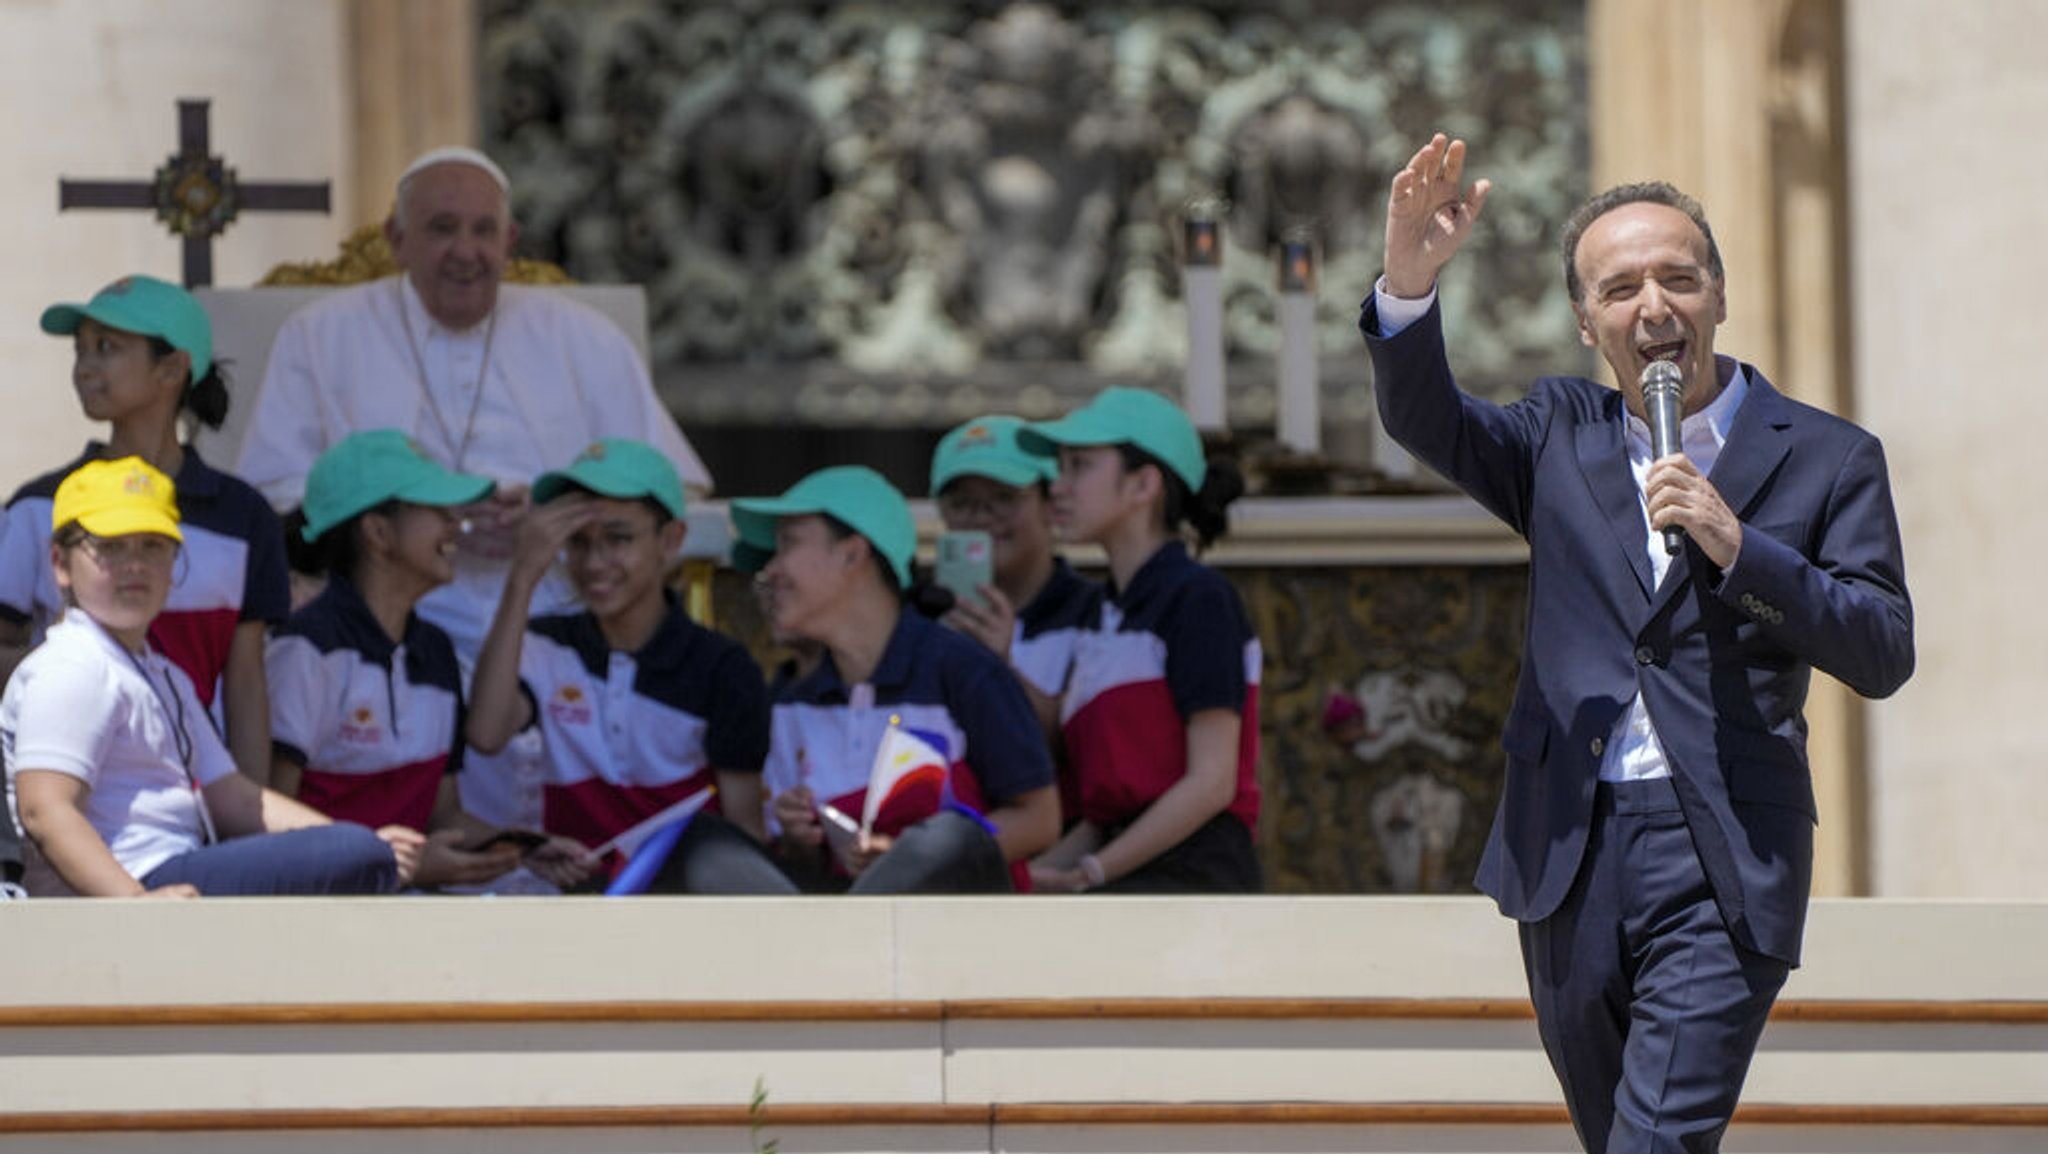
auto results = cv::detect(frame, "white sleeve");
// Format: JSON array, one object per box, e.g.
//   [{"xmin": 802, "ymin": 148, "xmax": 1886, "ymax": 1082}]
[
  {"xmin": 235, "ymin": 314, "xmax": 326, "ymax": 511},
  {"xmin": 8, "ymin": 654, "xmax": 119, "ymax": 783},
  {"xmin": 583, "ymin": 323, "xmax": 714, "ymax": 494},
  {"xmin": 264, "ymin": 634, "xmax": 337, "ymax": 766},
  {"xmin": 1372, "ymin": 276, "xmax": 1439, "ymax": 339}
]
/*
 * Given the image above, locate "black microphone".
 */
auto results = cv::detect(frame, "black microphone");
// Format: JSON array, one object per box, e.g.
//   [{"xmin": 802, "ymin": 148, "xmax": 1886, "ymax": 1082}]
[{"xmin": 1641, "ymin": 359, "xmax": 1686, "ymax": 556}]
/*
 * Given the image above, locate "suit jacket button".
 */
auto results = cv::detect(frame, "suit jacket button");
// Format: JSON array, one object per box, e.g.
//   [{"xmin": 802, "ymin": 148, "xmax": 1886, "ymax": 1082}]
[
  {"xmin": 1634, "ymin": 645, "xmax": 1656, "ymax": 666},
  {"xmin": 1589, "ymin": 737, "xmax": 1605, "ymax": 757}
]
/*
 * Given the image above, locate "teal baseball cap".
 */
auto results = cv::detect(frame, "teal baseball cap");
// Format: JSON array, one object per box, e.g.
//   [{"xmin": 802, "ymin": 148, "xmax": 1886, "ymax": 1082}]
[
  {"xmin": 731, "ymin": 466, "xmax": 916, "ymax": 589},
  {"xmin": 532, "ymin": 438, "xmax": 686, "ymax": 519},
  {"xmin": 1018, "ymin": 386, "xmax": 1207, "ymax": 491},
  {"xmin": 41, "ymin": 274, "xmax": 213, "ymax": 380},
  {"xmin": 929, "ymin": 415, "xmax": 1058, "ymax": 494},
  {"xmin": 301, "ymin": 429, "xmax": 495, "ymax": 542}
]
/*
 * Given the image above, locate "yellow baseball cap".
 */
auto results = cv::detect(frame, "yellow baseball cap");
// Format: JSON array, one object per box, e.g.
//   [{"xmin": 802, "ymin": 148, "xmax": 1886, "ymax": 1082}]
[{"xmin": 52, "ymin": 457, "xmax": 183, "ymax": 542}]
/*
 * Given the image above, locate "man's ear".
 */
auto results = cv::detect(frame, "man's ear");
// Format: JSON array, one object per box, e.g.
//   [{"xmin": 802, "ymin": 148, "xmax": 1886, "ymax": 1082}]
[
  {"xmin": 382, "ymin": 211, "xmax": 404, "ymax": 253},
  {"xmin": 1713, "ymin": 278, "xmax": 1728, "ymax": 326},
  {"xmin": 660, "ymin": 517, "xmax": 687, "ymax": 556},
  {"xmin": 49, "ymin": 541, "xmax": 70, "ymax": 596},
  {"xmin": 1573, "ymin": 303, "xmax": 1595, "ymax": 348},
  {"xmin": 504, "ymin": 219, "xmax": 522, "ymax": 259}
]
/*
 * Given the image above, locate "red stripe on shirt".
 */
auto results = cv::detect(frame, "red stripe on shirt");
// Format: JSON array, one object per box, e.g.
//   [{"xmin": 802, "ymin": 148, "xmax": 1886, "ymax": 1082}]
[{"xmin": 299, "ymin": 752, "xmax": 448, "ymax": 832}]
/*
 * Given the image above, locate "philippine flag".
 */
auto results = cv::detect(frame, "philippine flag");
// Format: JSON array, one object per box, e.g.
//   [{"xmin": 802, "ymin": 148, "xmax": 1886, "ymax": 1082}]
[{"xmin": 860, "ymin": 721, "xmax": 951, "ymax": 837}]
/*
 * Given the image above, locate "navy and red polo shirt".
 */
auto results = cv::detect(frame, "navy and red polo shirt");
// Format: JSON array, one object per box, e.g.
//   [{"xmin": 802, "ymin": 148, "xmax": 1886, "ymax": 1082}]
[
  {"xmin": 267, "ymin": 576, "xmax": 466, "ymax": 832},
  {"xmin": 1060, "ymin": 541, "xmax": 1262, "ymax": 832},
  {"xmin": 763, "ymin": 609, "xmax": 1054, "ymax": 843},
  {"xmin": 518, "ymin": 597, "xmax": 770, "ymax": 850},
  {"xmin": 0, "ymin": 444, "xmax": 289, "ymax": 706},
  {"xmin": 1008, "ymin": 558, "xmax": 1102, "ymax": 698}
]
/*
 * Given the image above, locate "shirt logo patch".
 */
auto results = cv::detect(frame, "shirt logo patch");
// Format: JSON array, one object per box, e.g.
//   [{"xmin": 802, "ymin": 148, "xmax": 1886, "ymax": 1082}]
[
  {"xmin": 546, "ymin": 684, "xmax": 592, "ymax": 727},
  {"xmin": 338, "ymin": 705, "xmax": 383, "ymax": 745}
]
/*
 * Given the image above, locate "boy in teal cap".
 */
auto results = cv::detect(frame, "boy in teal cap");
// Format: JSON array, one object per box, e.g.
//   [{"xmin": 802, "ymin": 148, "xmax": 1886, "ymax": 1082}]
[
  {"xmin": 930, "ymin": 416, "xmax": 1101, "ymax": 799},
  {"xmin": 734, "ymin": 466, "xmax": 1059, "ymax": 893},
  {"xmin": 468, "ymin": 439, "xmax": 780, "ymax": 893}
]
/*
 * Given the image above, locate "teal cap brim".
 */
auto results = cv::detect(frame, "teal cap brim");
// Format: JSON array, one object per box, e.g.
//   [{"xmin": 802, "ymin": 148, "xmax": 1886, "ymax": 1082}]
[{"xmin": 931, "ymin": 454, "xmax": 1047, "ymax": 493}]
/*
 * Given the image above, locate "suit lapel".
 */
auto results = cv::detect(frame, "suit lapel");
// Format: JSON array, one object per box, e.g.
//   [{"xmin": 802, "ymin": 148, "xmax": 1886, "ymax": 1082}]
[
  {"xmin": 1574, "ymin": 393, "xmax": 1655, "ymax": 599},
  {"xmin": 1704, "ymin": 368, "xmax": 1795, "ymax": 520},
  {"xmin": 1647, "ymin": 365, "xmax": 1795, "ymax": 619}
]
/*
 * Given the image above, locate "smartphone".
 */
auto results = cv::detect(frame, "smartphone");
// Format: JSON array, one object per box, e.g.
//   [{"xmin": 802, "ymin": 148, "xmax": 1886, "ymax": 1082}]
[
  {"xmin": 461, "ymin": 828, "xmax": 551, "ymax": 853},
  {"xmin": 935, "ymin": 530, "xmax": 993, "ymax": 607}
]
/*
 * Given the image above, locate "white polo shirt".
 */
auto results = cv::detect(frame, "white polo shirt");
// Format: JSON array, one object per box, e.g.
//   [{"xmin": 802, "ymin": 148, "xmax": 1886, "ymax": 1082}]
[{"xmin": 1, "ymin": 608, "xmax": 237, "ymax": 893}]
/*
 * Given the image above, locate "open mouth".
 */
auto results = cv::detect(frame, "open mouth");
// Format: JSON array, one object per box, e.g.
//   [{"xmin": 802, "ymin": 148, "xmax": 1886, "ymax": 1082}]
[{"xmin": 1639, "ymin": 339, "xmax": 1686, "ymax": 365}]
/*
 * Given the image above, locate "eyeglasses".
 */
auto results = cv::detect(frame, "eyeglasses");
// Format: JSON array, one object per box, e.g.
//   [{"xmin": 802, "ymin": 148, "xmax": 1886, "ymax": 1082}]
[
  {"xmin": 937, "ymin": 488, "xmax": 1027, "ymax": 522},
  {"xmin": 78, "ymin": 534, "xmax": 179, "ymax": 568},
  {"xmin": 564, "ymin": 526, "xmax": 655, "ymax": 563}
]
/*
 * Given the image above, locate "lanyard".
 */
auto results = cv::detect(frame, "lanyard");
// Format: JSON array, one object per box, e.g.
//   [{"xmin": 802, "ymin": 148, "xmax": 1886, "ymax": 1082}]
[
  {"xmin": 395, "ymin": 278, "xmax": 499, "ymax": 472},
  {"xmin": 109, "ymin": 629, "xmax": 217, "ymax": 845}
]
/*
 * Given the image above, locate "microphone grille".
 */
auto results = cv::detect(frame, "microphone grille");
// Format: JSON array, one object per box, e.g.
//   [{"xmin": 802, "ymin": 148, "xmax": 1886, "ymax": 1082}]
[{"xmin": 1640, "ymin": 358, "xmax": 1684, "ymax": 396}]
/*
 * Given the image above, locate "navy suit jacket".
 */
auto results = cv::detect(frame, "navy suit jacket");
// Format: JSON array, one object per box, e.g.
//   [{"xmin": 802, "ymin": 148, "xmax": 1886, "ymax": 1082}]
[{"xmin": 1363, "ymin": 300, "xmax": 1913, "ymax": 965}]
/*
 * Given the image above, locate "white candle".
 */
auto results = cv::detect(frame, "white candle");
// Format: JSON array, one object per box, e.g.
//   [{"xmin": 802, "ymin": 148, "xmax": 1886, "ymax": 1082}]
[
  {"xmin": 1275, "ymin": 237, "xmax": 1319, "ymax": 455},
  {"xmin": 1182, "ymin": 217, "xmax": 1226, "ymax": 431}
]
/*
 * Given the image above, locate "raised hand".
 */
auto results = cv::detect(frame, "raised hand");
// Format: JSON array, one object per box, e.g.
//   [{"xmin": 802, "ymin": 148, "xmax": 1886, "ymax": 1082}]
[
  {"xmin": 510, "ymin": 492, "xmax": 596, "ymax": 583},
  {"xmin": 1384, "ymin": 133, "xmax": 1492, "ymax": 299}
]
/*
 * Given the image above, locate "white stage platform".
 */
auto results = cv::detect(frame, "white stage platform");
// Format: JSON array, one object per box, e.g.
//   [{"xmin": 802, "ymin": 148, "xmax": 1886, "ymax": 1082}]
[{"xmin": 1, "ymin": 897, "xmax": 2043, "ymax": 1153}]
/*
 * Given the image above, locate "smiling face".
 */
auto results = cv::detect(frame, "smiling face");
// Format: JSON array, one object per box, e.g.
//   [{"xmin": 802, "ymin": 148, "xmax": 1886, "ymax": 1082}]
[
  {"xmin": 563, "ymin": 497, "xmax": 681, "ymax": 623},
  {"xmin": 385, "ymin": 163, "xmax": 517, "ymax": 331},
  {"xmin": 1570, "ymin": 201, "xmax": 1728, "ymax": 419},
  {"xmin": 759, "ymin": 514, "xmax": 868, "ymax": 641},
  {"xmin": 368, "ymin": 503, "xmax": 463, "ymax": 589},
  {"xmin": 54, "ymin": 530, "xmax": 179, "ymax": 643},
  {"xmin": 70, "ymin": 319, "xmax": 184, "ymax": 426}
]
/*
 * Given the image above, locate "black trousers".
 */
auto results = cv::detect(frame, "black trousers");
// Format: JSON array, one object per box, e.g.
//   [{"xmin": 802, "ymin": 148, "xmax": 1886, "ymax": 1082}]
[
  {"xmin": 1099, "ymin": 810, "xmax": 1263, "ymax": 894},
  {"xmin": 1519, "ymin": 778, "xmax": 1790, "ymax": 1154}
]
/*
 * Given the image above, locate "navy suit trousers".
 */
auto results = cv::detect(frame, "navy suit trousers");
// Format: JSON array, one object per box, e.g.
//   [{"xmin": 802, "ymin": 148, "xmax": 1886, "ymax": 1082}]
[{"xmin": 1519, "ymin": 778, "xmax": 1790, "ymax": 1154}]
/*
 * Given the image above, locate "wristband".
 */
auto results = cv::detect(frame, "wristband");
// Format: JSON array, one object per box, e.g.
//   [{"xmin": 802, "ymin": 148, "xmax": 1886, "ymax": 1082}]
[{"xmin": 1077, "ymin": 853, "xmax": 1107, "ymax": 891}]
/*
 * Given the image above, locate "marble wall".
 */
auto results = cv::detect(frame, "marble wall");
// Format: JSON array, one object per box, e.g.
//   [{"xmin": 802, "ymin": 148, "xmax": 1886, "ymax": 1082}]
[
  {"xmin": 0, "ymin": 0, "xmax": 351, "ymax": 498},
  {"xmin": 1848, "ymin": 0, "xmax": 2048, "ymax": 898}
]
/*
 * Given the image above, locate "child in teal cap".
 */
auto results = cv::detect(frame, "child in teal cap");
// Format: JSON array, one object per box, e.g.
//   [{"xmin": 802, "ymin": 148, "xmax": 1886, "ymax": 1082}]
[
  {"xmin": 1017, "ymin": 387, "xmax": 1265, "ymax": 893},
  {"xmin": 466, "ymin": 438, "xmax": 781, "ymax": 894},
  {"xmin": 929, "ymin": 415, "xmax": 1101, "ymax": 804},
  {"xmin": 267, "ymin": 430, "xmax": 541, "ymax": 890},
  {"xmin": 734, "ymin": 465, "xmax": 1060, "ymax": 893},
  {"xmin": 0, "ymin": 274, "xmax": 289, "ymax": 790}
]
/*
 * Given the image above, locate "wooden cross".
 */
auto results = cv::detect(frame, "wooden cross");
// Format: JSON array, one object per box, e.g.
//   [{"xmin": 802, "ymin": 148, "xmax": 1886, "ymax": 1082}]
[{"xmin": 58, "ymin": 99, "xmax": 331, "ymax": 288}]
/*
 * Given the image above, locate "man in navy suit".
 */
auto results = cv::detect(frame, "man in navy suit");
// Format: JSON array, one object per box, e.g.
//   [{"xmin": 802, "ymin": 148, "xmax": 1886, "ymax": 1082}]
[{"xmin": 1360, "ymin": 134, "xmax": 1914, "ymax": 1153}]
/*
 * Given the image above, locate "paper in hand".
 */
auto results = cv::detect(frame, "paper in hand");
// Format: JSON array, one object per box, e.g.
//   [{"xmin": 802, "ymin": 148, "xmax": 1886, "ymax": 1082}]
[{"xmin": 819, "ymin": 802, "xmax": 862, "ymax": 872}]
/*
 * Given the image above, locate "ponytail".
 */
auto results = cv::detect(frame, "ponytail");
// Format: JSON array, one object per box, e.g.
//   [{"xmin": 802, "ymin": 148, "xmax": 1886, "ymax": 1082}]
[
  {"xmin": 182, "ymin": 363, "xmax": 232, "ymax": 430},
  {"xmin": 145, "ymin": 336, "xmax": 232, "ymax": 430},
  {"xmin": 283, "ymin": 501, "xmax": 394, "ymax": 582},
  {"xmin": 1115, "ymin": 445, "xmax": 1245, "ymax": 552}
]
